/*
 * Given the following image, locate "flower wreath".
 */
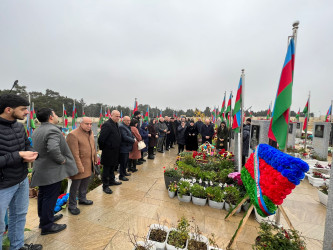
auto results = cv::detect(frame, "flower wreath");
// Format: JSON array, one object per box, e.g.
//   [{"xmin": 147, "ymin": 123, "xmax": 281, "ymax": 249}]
[{"xmin": 241, "ymin": 144, "xmax": 309, "ymax": 217}]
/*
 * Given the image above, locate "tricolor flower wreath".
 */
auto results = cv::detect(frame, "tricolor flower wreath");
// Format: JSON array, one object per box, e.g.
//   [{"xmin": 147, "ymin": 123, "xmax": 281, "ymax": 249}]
[{"xmin": 241, "ymin": 144, "xmax": 309, "ymax": 217}]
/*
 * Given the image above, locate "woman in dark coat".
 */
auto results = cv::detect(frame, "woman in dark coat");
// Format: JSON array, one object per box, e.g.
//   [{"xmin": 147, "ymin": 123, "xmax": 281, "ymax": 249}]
[
  {"xmin": 185, "ymin": 120, "xmax": 198, "ymax": 151},
  {"xmin": 216, "ymin": 121, "xmax": 229, "ymax": 151},
  {"xmin": 177, "ymin": 121, "xmax": 186, "ymax": 154},
  {"xmin": 139, "ymin": 122, "xmax": 149, "ymax": 163},
  {"xmin": 147, "ymin": 119, "xmax": 158, "ymax": 159}
]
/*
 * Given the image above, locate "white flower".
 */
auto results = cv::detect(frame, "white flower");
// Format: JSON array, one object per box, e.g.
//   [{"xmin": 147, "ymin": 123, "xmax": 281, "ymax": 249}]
[
  {"xmin": 223, "ymin": 183, "xmax": 227, "ymax": 188},
  {"xmin": 190, "ymin": 183, "xmax": 193, "ymax": 186},
  {"xmin": 193, "ymin": 179, "xmax": 196, "ymax": 183},
  {"xmin": 205, "ymin": 181, "xmax": 208, "ymax": 185},
  {"xmin": 199, "ymin": 179, "xmax": 202, "ymax": 184},
  {"xmin": 223, "ymin": 192, "xmax": 227, "ymax": 195},
  {"xmin": 210, "ymin": 181, "xmax": 213, "ymax": 186},
  {"xmin": 204, "ymin": 187, "xmax": 206, "ymax": 190},
  {"xmin": 180, "ymin": 178, "xmax": 184, "ymax": 181},
  {"xmin": 219, "ymin": 183, "xmax": 223, "ymax": 187}
]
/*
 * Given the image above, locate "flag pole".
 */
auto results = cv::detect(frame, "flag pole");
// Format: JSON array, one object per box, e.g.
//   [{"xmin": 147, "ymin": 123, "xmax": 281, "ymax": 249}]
[
  {"xmin": 27, "ymin": 94, "xmax": 30, "ymax": 135},
  {"xmin": 229, "ymin": 91, "xmax": 233, "ymax": 151},
  {"xmin": 331, "ymin": 100, "xmax": 333, "ymax": 123},
  {"xmin": 239, "ymin": 69, "xmax": 245, "ymax": 170},
  {"xmin": 63, "ymin": 104, "xmax": 65, "ymax": 128},
  {"xmin": 304, "ymin": 91, "xmax": 310, "ymax": 150}
]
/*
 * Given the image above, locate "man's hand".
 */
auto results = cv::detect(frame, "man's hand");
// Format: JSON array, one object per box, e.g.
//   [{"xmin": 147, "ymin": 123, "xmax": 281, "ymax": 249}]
[
  {"xmin": 94, "ymin": 161, "xmax": 98, "ymax": 165},
  {"xmin": 148, "ymin": 134, "xmax": 152, "ymax": 137},
  {"xmin": 206, "ymin": 136, "xmax": 210, "ymax": 139},
  {"xmin": 164, "ymin": 129, "xmax": 167, "ymax": 133},
  {"xmin": 19, "ymin": 151, "xmax": 38, "ymax": 162},
  {"xmin": 156, "ymin": 135, "xmax": 159, "ymax": 138},
  {"xmin": 78, "ymin": 168, "xmax": 84, "ymax": 174}
]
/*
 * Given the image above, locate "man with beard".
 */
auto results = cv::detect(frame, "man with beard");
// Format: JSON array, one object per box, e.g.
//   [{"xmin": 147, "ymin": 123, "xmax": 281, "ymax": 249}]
[{"xmin": 0, "ymin": 94, "xmax": 42, "ymax": 249}]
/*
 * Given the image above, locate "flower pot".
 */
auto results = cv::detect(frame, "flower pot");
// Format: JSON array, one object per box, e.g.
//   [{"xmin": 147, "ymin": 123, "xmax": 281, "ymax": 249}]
[
  {"xmin": 318, "ymin": 190, "xmax": 328, "ymax": 206},
  {"xmin": 147, "ymin": 224, "xmax": 169, "ymax": 250},
  {"xmin": 177, "ymin": 194, "xmax": 191, "ymax": 203},
  {"xmin": 308, "ymin": 175, "xmax": 325, "ymax": 187},
  {"xmin": 166, "ymin": 229, "xmax": 188, "ymax": 250},
  {"xmin": 192, "ymin": 197, "xmax": 207, "ymax": 206},
  {"xmin": 133, "ymin": 241, "xmax": 157, "ymax": 250},
  {"xmin": 188, "ymin": 233, "xmax": 209, "ymax": 250},
  {"xmin": 208, "ymin": 199, "xmax": 224, "ymax": 210},
  {"xmin": 168, "ymin": 189, "xmax": 176, "ymax": 198},
  {"xmin": 254, "ymin": 208, "xmax": 275, "ymax": 224},
  {"xmin": 225, "ymin": 203, "xmax": 241, "ymax": 213}
]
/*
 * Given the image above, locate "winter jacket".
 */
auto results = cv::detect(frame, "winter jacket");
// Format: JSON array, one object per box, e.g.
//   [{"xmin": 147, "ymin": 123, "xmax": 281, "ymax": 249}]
[
  {"xmin": 129, "ymin": 126, "xmax": 142, "ymax": 159},
  {"xmin": 148, "ymin": 122, "xmax": 158, "ymax": 147},
  {"xmin": 0, "ymin": 117, "xmax": 34, "ymax": 189},
  {"xmin": 119, "ymin": 123, "xmax": 135, "ymax": 154},
  {"xmin": 200, "ymin": 124, "xmax": 214, "ymax": 142},
  {"xmin": 242, "ymin": 124, "xmax": 251, "ymax": 157},
  {"xmin": 216, "ymin": 126, "xmax": 229, "ymax": 150},
  {"xmin": 139, "ymin": 122, "xmax": 149, "ymax": 152},
  {"xmin": 185, "ymin": 125, "xmax": 198, "ymax": 151},
  {"xmin": 155, "ymin": 122, "xmax": 168, "ymax": 137},
  {"xmin": 177, "ymin": 125, "xmax": 186, "ymax": 145}
]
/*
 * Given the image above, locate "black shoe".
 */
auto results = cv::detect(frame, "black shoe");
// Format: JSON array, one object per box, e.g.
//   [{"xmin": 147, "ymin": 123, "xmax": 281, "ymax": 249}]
[
  {"xmin": 136, "ymin": 161, "xmax": 143, "ymax": 165},
  {"xmin": 124, "ymin": 172, "xmax": 131, "ymax": 176},
  {"xmin": 165, "ymin": 149, "xmax": 169, "ymax": 151},
  {"xmin": 119, "ymin": 176, "xmax": 129, "ymax": 181},
  {"xmin": 109, "ymin": 181, "xmax": 122, "ymax": 186},
  {"xmin": 68, "ymin": 207, "xmax": 80, "ymax": 215},
  {"xmin": 158, "ymin": 150, "xmax": 164, "ymax": 153},
  {"xmin": 39, "ymin": 214, "xmax": 63, "ymax": 228},
  {"xmin": 41, "ymin": 223, "xmax": 67, "ymax": 235},
  {"xmin": 148, "ymin": 155, "xmax": 155, "ymax": 159},
  {"xmin": 103, "ymin": 187, "xmax": 113, "ymax": 194},
  {"xmin": 79, "ymin": 200, "xmax": 93, "ymax": 205},
  {"xmin": 139, "ymin": 158, "xmax": 146, "ymax": 162},
  {"xmin": 19, "ymin": 243, "xmax": 43, "ymax": 250},
  {"xmin": 131, "ymin": 168, "xmax": 138, "ymax": 172}
]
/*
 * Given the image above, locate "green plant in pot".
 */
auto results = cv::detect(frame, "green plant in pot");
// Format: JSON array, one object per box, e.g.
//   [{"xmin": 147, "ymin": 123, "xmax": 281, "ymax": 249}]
[
  {"xmin": 164, "ymin": 166, "xmax": 182, "ymax": 189},
  {"xmin": 206, "ymin": 186, "xmax": 224, "ymax": 202},
  {"xmin": 190, "ymin": 184, "xmax": 206, "ymax": 199},
  {"xmin": 177, "ymin": 181, "xmax": 191, "ymax": 198},
  {"xmin": 224, "ymin": 186, "xmax": 240, "ymax": 205},
  {"xmin": 167, "ymin": 216, "xmax": 190, "ymax": 249}
]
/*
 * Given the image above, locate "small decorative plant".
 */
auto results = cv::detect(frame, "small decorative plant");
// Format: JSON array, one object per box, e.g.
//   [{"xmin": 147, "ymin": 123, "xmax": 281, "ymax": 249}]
[
  {"xmin": 167, "ymin": 216, "xmax": 190, "ymax": 249},
  {"xmin": 188, "ymin": 218, "xmax": 208, "ymax": 250},
  {"xmin": 168, "ymin": 181, "xmax": 178, "ymax": 192},
  {"xmin": 164, "ymin": 166, "xmax": 182, "ymax": 178},
  {"xmin": 253, "ymin": 222, "xmax": 306, "ymax": 250},
  {"xmin": 190, "ymin": 183, "xmax": 207, "ymax": 199},
  {"xmin": 206, "ymin": 186, "xmax": 224, "ymax": 202},
  {"xmin": 128, "ymin": 229, "xmax": 155, "ymax": 250},
  {"xmin": 177, "ymin": 180, "xmax": 191, "ymax": 198},
  {"xmin": 224, "ymin": 186, "xmax": 240, "ymax": 205}
]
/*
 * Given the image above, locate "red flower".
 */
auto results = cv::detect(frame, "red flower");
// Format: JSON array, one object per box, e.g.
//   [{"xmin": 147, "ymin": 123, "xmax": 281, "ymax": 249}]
[
  {"xmin": 175, "ymin": 167, "xmax": 177, "ymax": 170},
  {"xmin": 163, "ymin": 166, "xmax": 165, "ymax": 169},
  {"xmin": 164, "ymin": 170, "xmax": 166, "ymax": 173}
]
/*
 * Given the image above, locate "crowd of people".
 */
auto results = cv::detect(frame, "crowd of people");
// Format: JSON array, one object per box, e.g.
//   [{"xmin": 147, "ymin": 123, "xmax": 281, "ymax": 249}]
[{"xmin": 0, "ymin": 94, "xmax": 252, "ymax": 250}]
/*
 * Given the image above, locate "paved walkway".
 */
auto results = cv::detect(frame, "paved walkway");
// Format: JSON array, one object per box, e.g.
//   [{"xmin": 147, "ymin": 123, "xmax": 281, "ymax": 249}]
[{"xmin": 24, "ymin": 148, "xmax": 326, "ymax": 249}]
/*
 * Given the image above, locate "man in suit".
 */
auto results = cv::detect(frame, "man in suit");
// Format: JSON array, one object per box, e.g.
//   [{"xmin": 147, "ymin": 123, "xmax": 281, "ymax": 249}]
[
  {"xmin": 0, "ymin": 94, "xmax": 42, "ymax": 250},
  {"xmin": 98, "ymin": 110, "xmax": 122, "ymax": 194},
  {"xmin": 119, "ymin": 116, "xmax": 135, "ymax": 181},
  {"xmin": 66, "ymin": 117, "xmax": 98, "ymax": 215},
  {"xmin": 200, "ymin": 119, "xmax": 215, "ymax": 144},
  {"xmin": 31, "ymin": 108, "xmax": 78, "ymax": 235}
]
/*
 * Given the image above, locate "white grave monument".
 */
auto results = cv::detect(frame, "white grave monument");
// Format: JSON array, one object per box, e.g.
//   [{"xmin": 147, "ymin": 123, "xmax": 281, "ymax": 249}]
[{"xmin": 312, "ymin": 122, "xmax": 331, "ymax": 160}]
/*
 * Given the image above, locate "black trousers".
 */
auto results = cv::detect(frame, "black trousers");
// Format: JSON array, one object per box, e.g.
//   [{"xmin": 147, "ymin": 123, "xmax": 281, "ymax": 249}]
[
  {"xmin": 38, "ymin": 181, "xmax": 62, "ymax": 230},
  {"xmin": 119, "ymin": 153, "xmax": 129, "ymax": 178},
  {"xmin": 102, "ymin": 164, "xmax": 116, "ymax": 188},
  {"xmin": 148, "ymin": 147, "xmax": 154, "ymax": 156},
  {"xmin": 178, "ymin": 144, "xmax": 185, "ymax": 154}
]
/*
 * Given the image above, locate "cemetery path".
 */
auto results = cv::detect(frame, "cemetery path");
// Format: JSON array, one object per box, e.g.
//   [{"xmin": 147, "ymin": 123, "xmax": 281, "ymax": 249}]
[{"xmin": 24, "ymin": 148, "xmax": 325, "ymax": 250}]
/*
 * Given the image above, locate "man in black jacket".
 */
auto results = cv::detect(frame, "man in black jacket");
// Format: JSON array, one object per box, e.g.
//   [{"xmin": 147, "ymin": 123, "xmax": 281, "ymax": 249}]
[
  {"xmin": 0, "ymin": 94, "xmax": 42, "ymax": 250},
  {"xmin": 98, "ymin": 110, "xmax": 122, "ymax": 194},
  {"xmin": 201, "ymin": 119, "xmax": 214, "ymax": 144}
]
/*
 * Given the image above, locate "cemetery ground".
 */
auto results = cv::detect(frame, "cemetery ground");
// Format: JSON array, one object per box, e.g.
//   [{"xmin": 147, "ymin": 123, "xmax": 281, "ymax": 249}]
[{"xmin": 23, "ymin": 147, "xmax": 326, "ymax": 250}]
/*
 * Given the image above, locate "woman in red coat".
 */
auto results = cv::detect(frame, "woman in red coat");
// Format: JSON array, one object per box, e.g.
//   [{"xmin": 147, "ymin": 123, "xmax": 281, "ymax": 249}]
[{"xmin": 129, "ymin": 119, "xmax": 142, "ymax": 172}]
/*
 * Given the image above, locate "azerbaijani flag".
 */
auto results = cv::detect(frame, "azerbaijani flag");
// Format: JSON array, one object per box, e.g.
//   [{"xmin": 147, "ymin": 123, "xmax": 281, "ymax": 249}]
[
  {"xmin": 120, "ymin": 110, "xmax": 123, "ymax": 121},
  {"xmin": 302, "ymin": 98, "xmax": 309, "ymax": 131},
  {"xmin": 232, "ymin": 77, "xmax": 242, "ymax": 133},
  {"xmin": 159, "ymin": 110, "xmax": 162, "ymax": 118},
  {"xmin": 249, "ymin": 111, "xmax": 253, "ymax": 118},
  {"xmin": 266, "ymin": 104, "xmax": 271, "ymax": 120},
  {"xmin": 295, "ymin": 108, "xmax": 300, "ymax": 121},
  {"xmin": 72, "ymin": 102, "xmax": 77, "ymax": 130},
  {"xmin": 268, "ymin": 38, "xmax": 295, "ymax": 150},
  {"xmin": 107, "ymin": 108, "xmax": 111, "ymax": 118},
  {"xmin": 325, "ymin": 105, "xmax": 332, "ymax": 122},
  {"xmin": 220, "ymin": 92, "xmax": 226, "ymax": 120},
  {"xmin": 63, "ymin": 105, "xmax": 68, "ymax": 128},
  {"xmin": 30, "ymin": 109, "xmax": 36, "ymax": 130},
  {"xmin": 133, "ymin": 99, "xmax": 138, "ymax": 115},
  {"xmin": 144, "ymin": 107, "xmax": 149, "ymax": 122}
]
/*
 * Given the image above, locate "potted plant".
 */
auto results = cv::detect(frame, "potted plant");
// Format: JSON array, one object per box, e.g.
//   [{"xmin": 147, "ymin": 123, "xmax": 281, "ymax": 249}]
[
  {"xmin": 128, "ymin": 230, "xmax": 156, "ymax": 250},
  {"xmin": 308, "ymin": 171, "xmax": 327, "ymax": 187},
  {"xmin": 318, "ymin": 184, "xmax": 328, "ymax": 206},
  {"xmin": 177, "ymin": 181, "xmax": 191, "ymax": 203},
  {"xmin": 224, "ymin": 186, "xmax": 241, "ymax": 213},
  {"xmin": 166, "ymin": 216, "xmax": 190, "ymax": 250},
  {"xmin": 208, "ymin": 233, "xmax": 223, "ymax": 250},
  {"xmin": 147, "ymin": 224, "xmax": 169, "ymax": 250},
  {"xmin": 188, "ymin": 219, "xmax": 209, "ymax": 250},
  {"xmin": 190, "ymin": 183, "xmax": 207, "ymax": 206},
  {"xmin": 168, "ymin": 182, "xmax": 178, "ymax": 198},
  {"xmin": 164, "ymin": 167, "xmax": 182, "ymax": 189},
  {"xmin": 206, "ymin": 186, "xmax": 225, "ymax": 209},
  {"xmin": 253, "ymin": 222, "xmax": 306, "ymax": 249}
]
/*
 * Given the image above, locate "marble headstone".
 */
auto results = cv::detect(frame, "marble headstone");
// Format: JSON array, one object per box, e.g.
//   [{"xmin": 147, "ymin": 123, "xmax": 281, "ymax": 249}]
[
  {"xmin": 295, "ymin": 122, "xmax": 303, "ymax": 138},
  {"xmin": 312, "ymin": 122, "xmax": 331, "ymax": 160},
  {"xmin": 249, "ymin": 120, "xmax": 270, "ymax": 154},
  {"xmin": 287, "ymin": 122, "xmax": 297, "ymax": 148},
  {"xmin": 92, "ymin": 123, "xmax": 99, "ymax": 151}
]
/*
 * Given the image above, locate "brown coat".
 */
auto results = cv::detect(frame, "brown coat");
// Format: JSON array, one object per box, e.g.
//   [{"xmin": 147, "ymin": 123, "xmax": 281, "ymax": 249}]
[
  {"xmin": 129, "ymin": 126, "xmax": 142, "ymax": 160},
  {"xmin": 66, "ymin": 127, "xmax": 98, "ymax": 180}
]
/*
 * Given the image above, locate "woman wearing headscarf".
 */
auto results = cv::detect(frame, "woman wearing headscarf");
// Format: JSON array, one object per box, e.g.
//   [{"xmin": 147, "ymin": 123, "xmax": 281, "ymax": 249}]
[
  {"xmin": 177, "ymin": 121, "xmax": 186, "ymax": 154},
  {"xmin": 139, "ymin": 121, "xmax": 149, "ymax": 163},
  {"xmin": 147, "ymin": 118, "xmax": 158, "ymax": 159},
  {"xmin": 128, "ymin": 119, "xmax": 142, "ymax": 172},
  {"xmin": 216, "ymin": 121, "xmax": 229, "ymax": 151},
  {"xmin": 185, "ymin": 120, "xmax": 198, "ymax": 151}
]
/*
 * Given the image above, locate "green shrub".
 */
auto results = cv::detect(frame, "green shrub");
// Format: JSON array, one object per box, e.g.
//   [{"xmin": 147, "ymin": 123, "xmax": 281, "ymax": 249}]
[
  {"xmin": 206, "ymin": 186, "xmax": 224, "ymax": 202},
  {"xmin": 177, "ymin": 181, "xmax": 191, "ymax": 197},
  {"xmin": 190, "ymin": 184, "xmax": 207, "ymax": 198}
]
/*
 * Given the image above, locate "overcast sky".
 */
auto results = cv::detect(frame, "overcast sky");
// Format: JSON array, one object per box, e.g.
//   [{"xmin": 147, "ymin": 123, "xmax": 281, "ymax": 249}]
[{"xmin": 0, "ymin": 0, "xmax": 332, "ymax": 115}]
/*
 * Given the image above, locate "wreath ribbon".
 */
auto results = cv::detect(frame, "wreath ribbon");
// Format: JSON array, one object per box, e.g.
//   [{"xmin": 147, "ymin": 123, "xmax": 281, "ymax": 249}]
[{"xmin": 253, "ymin": 145, "xmax": 275, "ymax": 216}]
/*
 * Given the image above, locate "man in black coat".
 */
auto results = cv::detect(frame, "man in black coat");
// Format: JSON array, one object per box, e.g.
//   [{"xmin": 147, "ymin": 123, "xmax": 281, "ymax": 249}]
[
  {"xmin": 98, "ymin": 110, "xmax": 122, "ymax": 194},
  {"xmin": 0, "ymin": 94, "xmax": 42, "ymax": 250},
  {"xmin": 242, "ymin": 118, "xmax": 251, "ymax": 166},
  {"xmin": 200, "ymin": 119, "xmax": 214, "ymax": 144},
  {"xmin": 195, "ymin": 117, "xmax": 204, "ymax": 134}
]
